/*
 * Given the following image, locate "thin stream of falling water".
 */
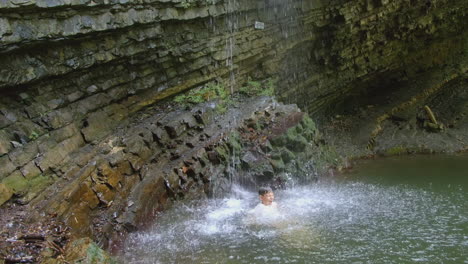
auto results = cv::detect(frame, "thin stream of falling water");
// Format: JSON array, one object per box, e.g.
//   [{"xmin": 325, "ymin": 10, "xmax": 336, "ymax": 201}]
[
  {"xmin": 121, "ymin": 155, "xmax": 468, "ymax": 264},
  {"xmin": 225, "ymin": 0, "xmax": 236, "ymax": 94}
]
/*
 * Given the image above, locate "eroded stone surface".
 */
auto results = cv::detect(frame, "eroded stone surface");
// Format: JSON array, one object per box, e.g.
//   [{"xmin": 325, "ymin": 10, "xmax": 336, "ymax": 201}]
[
  {"xmin": 5, "ymin": 97, "xmax": 334, "ymax": 261},
  {"xmin": 0, "ymin": 0, "xmax": 466, "ymax": 261}
]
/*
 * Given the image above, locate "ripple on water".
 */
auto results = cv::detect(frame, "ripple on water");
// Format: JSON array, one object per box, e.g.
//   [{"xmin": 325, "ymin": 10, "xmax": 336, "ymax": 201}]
[{"xmin": 121, "ymin": 181, "xmax": 467, "ymax": 264}]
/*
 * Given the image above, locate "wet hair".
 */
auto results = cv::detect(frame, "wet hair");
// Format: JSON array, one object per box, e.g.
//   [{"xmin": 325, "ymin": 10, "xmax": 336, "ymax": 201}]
[{"xmin": 258, "ymin": 187, "xmax": 273, "ymax": 196}]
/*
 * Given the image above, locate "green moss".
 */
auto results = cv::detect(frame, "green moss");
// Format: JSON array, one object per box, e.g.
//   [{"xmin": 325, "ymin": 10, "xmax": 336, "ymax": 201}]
[
  {"xmin": 85, "ymin": 241, "xmax": 117, "ymax": 264},
  {"xmin": 2, "ymin": 171, "xmax": 29, "ymax": 194},
  {"xmin": 281, "ymin": 148, "xmax": 296, "ymax": 163},
  {"xmin": 28, "ymin": 131, "xmax": 40, "ymax": 141},
  {"xmin": 174, "ymin": 82, "xmax": 233, "ymax": 114},
  {"xmin": 386, "ymin": 146, "xmax": 408, "ymax": 156},
  {"xmin": 270, "ymin": 158, "xmax": 285, "ymax": 172},
  {"xmin": 20, "ymin": 174, "xmax": 54, "ymax": 203},
  {"xmin": 239, "ymin": 77, "xmax": 276, "ymax": 96},
  {"xmin": 174, "ymin": 82, "xmax": 227, "ymax": 105},
  {"xmin": 215, "ymin": 144, "xmax": 229, "ymax": 162},
  {"xmin": 215, "ymin": 101, "xmax": 229, "ymax": 114},
  {"xmin": 0, "ymin": 183, "xmax": 13, "ymax": 205},
  {"xmin": 227, "ymin": 132, "xmax": 242, "ymax": 153},
  {"xmin": 65, "ymin": 238, "xmax": 116, "ymax": 264},
  {"xmin": 301, "ymin": 115, "xmax": 317, "ymax": 132},
  {"xmin": 270, "ymin": 135, "xmax": 286, "ymax": 147},
  {"xmin": 269, "ymin": 151, "xmax": 282, "ymax": 160}
]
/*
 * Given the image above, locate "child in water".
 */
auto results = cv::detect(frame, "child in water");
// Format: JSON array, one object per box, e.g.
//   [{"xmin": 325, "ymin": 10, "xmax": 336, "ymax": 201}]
[
  {"xmin": 245, "ymin": 187, "xmax": 282, "ymax": 225},
  {"xmin": 256, "ymin": 187, "xmax": 277, "ymax": 208}
]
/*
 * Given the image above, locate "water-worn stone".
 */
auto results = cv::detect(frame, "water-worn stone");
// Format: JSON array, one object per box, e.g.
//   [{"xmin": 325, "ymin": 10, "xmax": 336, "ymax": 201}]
[
  {"xmin": 164, "ymin": 120, "xmax": 187, "ymax": 139},
  {"xmin": 0, "ymin": 183, "xmax": 13, "ymax": 205},
  {"xmin": 93, "ymin": 183, "xmax": 115, "ymax": 206},
  {"xmin": 97, "ymin": 162, "xmax": 122, "ymax": 188}
]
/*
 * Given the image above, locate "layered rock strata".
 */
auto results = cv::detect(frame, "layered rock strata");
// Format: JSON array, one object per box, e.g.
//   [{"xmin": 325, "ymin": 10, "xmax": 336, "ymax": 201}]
[
  {"xmin": 1, "ymin": 96, "xmax": 337, "ymax": 262},
  {"xmin": 0, "ymin": 0, "xmax": 467, "ymax": 260},
  {"xmin": 1, "ymin": 0, "xmax": 466, "ymax": 206}
]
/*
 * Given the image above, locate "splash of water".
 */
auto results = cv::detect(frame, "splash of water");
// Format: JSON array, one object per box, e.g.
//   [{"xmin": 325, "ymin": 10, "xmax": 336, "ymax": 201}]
[{"xmin": 121, "ymin": 180, "xmax": 467, "ymax": 263}]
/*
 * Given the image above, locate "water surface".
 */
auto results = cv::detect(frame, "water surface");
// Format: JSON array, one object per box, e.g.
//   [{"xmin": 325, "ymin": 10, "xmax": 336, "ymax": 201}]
[{"xmin": 121, "ymin": 154, "xmax": 468, "ymax": 263}]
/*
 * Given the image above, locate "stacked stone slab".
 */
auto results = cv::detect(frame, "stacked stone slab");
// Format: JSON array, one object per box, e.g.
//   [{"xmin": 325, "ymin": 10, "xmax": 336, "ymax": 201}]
[
  {"xmin": 21, "ymin": 96, "xmax": 335, "ymax": 253},
  {"xmin": 0, "ymin": 0, "xmax": 466, "ymax": 206}
]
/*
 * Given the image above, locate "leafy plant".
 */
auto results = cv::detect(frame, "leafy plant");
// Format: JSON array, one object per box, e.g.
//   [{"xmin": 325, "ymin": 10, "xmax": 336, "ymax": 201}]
[
  {"xmin": 173, "ymin": 82, "xmax": 229, "ymax": 107},
  {"xmin": 180, "ymin": 0, "xmax": 194, "ymax": 8},
  {"xmin": 239, "ymin": 77, "xmax": 276, "ymax": 96},
  {"xmin": 28, "ymin": 131, "xmax": 40, "ymax": 141}
]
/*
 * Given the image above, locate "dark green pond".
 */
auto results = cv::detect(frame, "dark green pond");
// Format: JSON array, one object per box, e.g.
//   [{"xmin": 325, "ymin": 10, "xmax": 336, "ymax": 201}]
[{"xmin": 121, "ymin": 154, "xmax": 468, "ymax": 263}]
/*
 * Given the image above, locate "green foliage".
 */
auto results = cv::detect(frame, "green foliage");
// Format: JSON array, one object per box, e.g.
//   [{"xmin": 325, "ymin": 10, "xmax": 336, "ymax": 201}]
[
  {"xmin": 28, "ymin": 131, "xmax": 39, "ymax": 141},
  {"xmin": 180, "ymin": 0, "xmax": 194, "ymax": 8},
  {"xmin": 174, "ymin": 82, "xmax": 229, "ymax": 109},
  {"xmin": 180, "ymin": 0, "xmax": 217, "ymax": 8},
  {"xmin": 386, "ymin": 146, "xmax": 407, "ymax": 156},
  {"xmin": 239, "ymin": 77, "xmax": 276, "ymax": 96},
  {"xmin": 173, "ymin": 77, "xmax": 276, "ymax": 114}
]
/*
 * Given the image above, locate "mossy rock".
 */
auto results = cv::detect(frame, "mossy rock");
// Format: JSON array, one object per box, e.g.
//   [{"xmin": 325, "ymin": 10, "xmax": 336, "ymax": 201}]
[
  {"xmin": 250, "ymin": 162, "xmax": 274, "ymax": 180},
  {"xmin": 0, "ymin": 183, "xmax": 13, "ymax": 206},
  {"xmin": 268, "ymin": 151, "xmax": 282, "ymax": 161},
  {"xmin": 260, "ymin": 140, "xmax": 273, "ymax": 153},
  {"xmin": 1, "ymin": 171, "xmax": 29, "ymax": 195},
  {"xmin": 269, "ymin": 135, "xmax": 286, "ymax": 147},
  {"xmin": 19, "ymin": 174, "xmax": 54, "ymax": 204},
  {"xmin": 227, "ymin": 132, "xmax": 242, "ymax": 153},
  {"xmin": 301, "ymin": 115, "xmax": 317, "ymax": 132},
  {"xmin": 214, "ymin": 144, "xmax": 230, "ymax": 162},
  {"xmin": 280, "ymin": 148, "xmax": 296, "ymax": 163},
  {"xmin": 295, "ymin": 124, "xmax": 304, "ymax": 134},
  {"xmin": 286, "ymin": 128, "xmax": 309, "ymax": 152},
  {"xmin": 64, "ymin": 237, "xmax": 116, "ymax": 264},
  {"xmin": 386, "ymin": 146, "xmax": 409, "ymax": 156},
  {"xmin": 269, "ymin": 158, "xmax": 285, "ymax": 172}
]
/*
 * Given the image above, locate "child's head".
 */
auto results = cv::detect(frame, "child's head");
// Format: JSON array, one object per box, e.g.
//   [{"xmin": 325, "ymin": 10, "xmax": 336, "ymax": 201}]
[{"xmin": 258, "ymin": 187, "xmax": 274, "ymax": 206}]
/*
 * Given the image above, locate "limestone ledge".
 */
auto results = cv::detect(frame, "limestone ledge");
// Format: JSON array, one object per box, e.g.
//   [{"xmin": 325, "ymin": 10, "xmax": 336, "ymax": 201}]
[{"xmin": 0, "ymin": 0, "xmax": 314, "ymax": 50}]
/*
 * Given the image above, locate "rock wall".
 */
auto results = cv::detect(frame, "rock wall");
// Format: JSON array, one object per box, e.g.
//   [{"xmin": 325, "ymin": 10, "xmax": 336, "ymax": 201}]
[
  {"xmin": 275, "ymin": 0, "xmax": 467, "ymax": 117},
  {"xmin": 0, "ymin": 0, "xmax": 466, "ymax": 262},
  {"xmin": 0, "ymin": 0, "xmax": 304, "ymax": 205},
  {"xmin": 1, "ymin": 96, "xmax": 337, "ymax": 262},
  {"xmin": 0, "ymin": 0, "xmax": 466, "ymax": 204}
]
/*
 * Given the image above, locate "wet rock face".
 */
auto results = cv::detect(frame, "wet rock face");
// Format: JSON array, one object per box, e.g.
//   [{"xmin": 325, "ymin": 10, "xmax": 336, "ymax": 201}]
[
  {"xmin": 0, "ymin": 0, "xmax": 465, "ymax": 207},
  {"xmin": 276, "ymin": 0, "xmax": 467, "ymax": 116},
  {"xmin": 14, "ymin": 97, "xmax": 335, "ymax": 252},
  {"xmin": 1, "ymin": 95, "xmax": 338, "ymax": 261},
  {"xmin": 0, "ymin": 0, "xmax": 466, "ymax": 257}
]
